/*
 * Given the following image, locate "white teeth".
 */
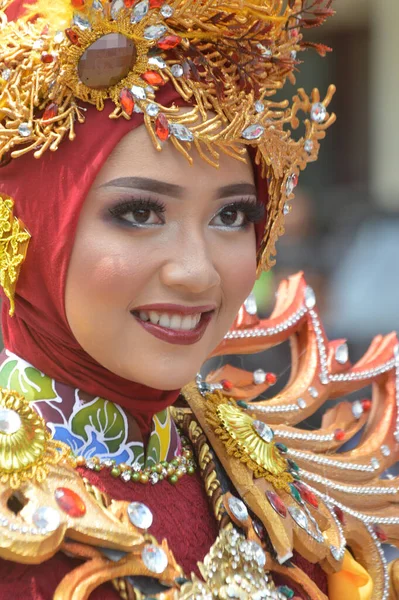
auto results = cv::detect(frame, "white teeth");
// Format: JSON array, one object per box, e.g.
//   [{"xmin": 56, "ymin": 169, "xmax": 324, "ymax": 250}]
[
  {"xmin": 181, "ymin": 315, "xmax": 193, "ymax": 330},
  {"xmin": 137, "ymin": 310, "xmax": 202, "ymax": 331},
  {"xmin": 170, "ymin": 315, "xmax": 182, "ymax": 329},
  {"xmin": 149, "ymin": 311, "xmax": 160, "ymax": 325}
]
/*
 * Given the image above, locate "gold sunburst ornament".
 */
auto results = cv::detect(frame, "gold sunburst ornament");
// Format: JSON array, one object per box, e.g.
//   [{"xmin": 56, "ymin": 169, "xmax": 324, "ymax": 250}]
[
  {"xmin": 0, "ymin": 0, "xmax": 336, "ymax": 272},
  {"xmin": 205, "ymin": 391, "xmax": 293, "ymax": 491},
  {"xmin": 0, "ymin": 387, "xmax": 71, "ymax": 489}
]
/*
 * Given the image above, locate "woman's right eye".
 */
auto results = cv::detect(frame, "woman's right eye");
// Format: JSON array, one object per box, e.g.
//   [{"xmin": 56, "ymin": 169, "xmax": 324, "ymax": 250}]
[
  {"xmin": 109, "ymin": 199, "xmax": 166, "ymax": 227},
  {"xmin": 119, "ymin": 208, "xmax": 162, "ymax": 225}
]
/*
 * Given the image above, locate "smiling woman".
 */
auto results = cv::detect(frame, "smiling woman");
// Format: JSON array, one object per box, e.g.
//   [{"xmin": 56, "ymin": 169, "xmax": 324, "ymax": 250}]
[{"xmin": 1, "ymin": 1, "xmax": 395, "ymax": 600}]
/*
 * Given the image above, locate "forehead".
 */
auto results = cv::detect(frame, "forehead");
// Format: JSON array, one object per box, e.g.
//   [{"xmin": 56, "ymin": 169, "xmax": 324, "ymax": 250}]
[{"xmin": 95, "ymin": 121, "xmax": 255, "ymax": 194}]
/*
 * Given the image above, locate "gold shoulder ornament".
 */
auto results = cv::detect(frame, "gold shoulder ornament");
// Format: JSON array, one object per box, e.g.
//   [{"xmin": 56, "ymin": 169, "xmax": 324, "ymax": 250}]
[
  {"xmin": 0, "ymin": 0, "xmax": 336, "ymax": 271},
  {"xmin": 182, "ymin": 272, "xmax": 399, "ymax": 600}
]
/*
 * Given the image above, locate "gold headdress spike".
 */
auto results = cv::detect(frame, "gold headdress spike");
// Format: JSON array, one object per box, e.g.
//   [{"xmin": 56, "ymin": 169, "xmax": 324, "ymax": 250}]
[{"xmin": 0, "ymin": 0, "xmax": 336, "ymax": 271}]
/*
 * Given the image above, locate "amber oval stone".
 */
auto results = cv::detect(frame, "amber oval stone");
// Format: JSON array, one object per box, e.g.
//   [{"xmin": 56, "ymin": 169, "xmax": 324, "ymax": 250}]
[
  {"xmin": 78, "ymin": 33, "xmax": 137, "ymax": 90},
  {"xmin": 55, "ymin": 487, "xmax": 86, "ymax": 518}
]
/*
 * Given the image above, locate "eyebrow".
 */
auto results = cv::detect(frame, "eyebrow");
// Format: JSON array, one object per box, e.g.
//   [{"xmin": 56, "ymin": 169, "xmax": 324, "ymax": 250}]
[{"xmin": 100, "ymin": 176, "xmax": 257, "ymax": 200}]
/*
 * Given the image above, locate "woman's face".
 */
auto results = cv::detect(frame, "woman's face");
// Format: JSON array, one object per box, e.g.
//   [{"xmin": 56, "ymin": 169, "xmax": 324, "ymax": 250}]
[{"xmin": 65, "ymin": 125, "xmax": 262, "ymax": 390}]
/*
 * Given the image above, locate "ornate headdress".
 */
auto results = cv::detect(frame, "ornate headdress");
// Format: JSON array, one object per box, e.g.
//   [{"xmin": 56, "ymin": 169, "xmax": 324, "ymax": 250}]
[{"xmin": 0, "ymin": 0, "xmax": 335, "ymax": 297}]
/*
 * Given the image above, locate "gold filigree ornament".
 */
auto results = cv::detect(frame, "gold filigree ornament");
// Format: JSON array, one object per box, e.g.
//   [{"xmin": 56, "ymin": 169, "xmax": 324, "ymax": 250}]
[
  {"xmin": 0, "ymin": 387, "xmax": 70, "ymax": 489},
  {"xmin": 205, "ymin": 391, "xmax": 293, "ymax": 492},
  {"xmin": 0, "ymin": 194, "xmax": 30, "ymax": 316},
  {"xmin": 0, "ymin": 0, "xmax": 336, "ymax": 271}
]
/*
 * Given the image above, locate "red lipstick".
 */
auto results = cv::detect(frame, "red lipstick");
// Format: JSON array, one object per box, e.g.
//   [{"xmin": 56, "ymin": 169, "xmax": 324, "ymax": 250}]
[{"xmin": 131, "ymin": 304, "xmax": 216, "ymax": 346}]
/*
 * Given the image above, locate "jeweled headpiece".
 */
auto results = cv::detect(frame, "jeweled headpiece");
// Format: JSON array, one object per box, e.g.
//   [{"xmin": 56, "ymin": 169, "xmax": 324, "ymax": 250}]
[{"xmin": 0, "ymin": 0, "xmax": 335, "ymax": 275}]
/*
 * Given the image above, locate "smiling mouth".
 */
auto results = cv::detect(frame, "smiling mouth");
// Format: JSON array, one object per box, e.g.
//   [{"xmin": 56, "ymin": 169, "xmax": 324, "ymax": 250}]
[{"xmin": 130, "ymin": 307, "xmax": 215, "ymax": 345}]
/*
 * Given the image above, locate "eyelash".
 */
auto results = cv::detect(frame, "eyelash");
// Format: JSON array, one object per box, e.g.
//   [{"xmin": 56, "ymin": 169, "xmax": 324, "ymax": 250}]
[{"xmin": 108, "ymin": 197, "xmax": 264, "ymax": 228}]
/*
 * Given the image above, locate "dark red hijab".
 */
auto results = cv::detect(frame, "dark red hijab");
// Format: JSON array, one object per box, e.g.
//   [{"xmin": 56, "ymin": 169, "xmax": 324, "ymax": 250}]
[{"xmin": 0, "ymin": 2, "xmax": 268, "ymax": 428}]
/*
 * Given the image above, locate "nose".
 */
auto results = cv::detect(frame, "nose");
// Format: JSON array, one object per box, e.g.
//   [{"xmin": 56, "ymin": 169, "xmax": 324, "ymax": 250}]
[{"xmin": 159, "ymin": 230, "xmax": 221, "ymax": 295}]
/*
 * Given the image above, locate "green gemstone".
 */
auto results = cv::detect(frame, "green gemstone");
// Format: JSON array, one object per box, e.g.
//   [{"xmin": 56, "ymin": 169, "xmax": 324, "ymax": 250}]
[
  {"xmin": 237, "ymin": 400, "xmax": 248, "ymax": 409},
  {"xmin": 187, "ymin": 466, "xmax": 195, "ymax": 475},
  {"xmin": 289, "ymin": 483, "xmax": 301, "ymax": 503},
  {"xmin": 275, "ymin": 442, "xmax": 288, "ymax": 453},
  {"xmin": 94, "ymin": 464, "xmax": 101, "ymax": 472},
  {"xmin": 278, "ymin": 585, "xmax": 295, "ymax": 598},
  {"xmin": 291, "ymin": 471, "xmax": 301, "ymax": 480},
  {"xmin": 169, "ymin": 474, "xmax": 178, "ymax": 484},
  {"xmin": 131, "ymin": 472, "xmax": 140, "ymax": 482},
  {"xmin": 111, "ymin": 467, "xmax": 120, "ymax": 478},
  {"xmin": 288, "ymin": 459, "xmax": 299, "ymax": 472}
]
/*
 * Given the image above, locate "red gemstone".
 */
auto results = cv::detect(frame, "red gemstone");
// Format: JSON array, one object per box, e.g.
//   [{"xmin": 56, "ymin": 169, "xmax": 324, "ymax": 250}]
[
  {"xmin": 142, "ymin": 71, "xmax": 164, "ymax": 86},
  {"xmin": 71, "ymin": 0, "xmax": 85, "ymax": 7},
  {"xmin": 41, "ymin": 52, "xmax": 54, "ymax": 64},
  {"xmin": 361, "ymin": 399, "xmax": 372, "ymax": 412},
  {"xmin": 42, "ymin": 102, "xmax": 59, "ymax": 122},
  {"xmin": 373, "ymin": 525, "xmax": 388, "ymax": 542},
  {"xmin": 266, "ymin": 372, "xmax": 277, "ymax": 385},
  {"xmin": 120, "ymin": 88, "xmax": 135, "ymax": 116},
  {"xmin": 149, "ymin": 0, "xmax": 163, "ymax": 6},
  {"xmin": 334, "ymin": 428, "xmax": 345, "ymax": 441},
  {"xmin": 124, "ymin": 0, "xmax": 135, "ymax": 5},
  {"xmin": 155, "ymin": 113, "xmax": 170, "ymax": 141},
  {"xmin": 157, "ymin": 35, "xmax": 181, "ymax": 50},
  {"xmin": 333, "ymin": 505, "xmax": 345, "ymax": 525},
  {"xmin": 55, "ymin": 487, "xmax": 86, "ymax": 517},
  {"xmin": 221, "ymin": 379, "xmax": 233, "ymax": 391},
  {"xmin": 266, "ymin": 490, "xmax": 287, "ymax": 518},
  {"xmin": 295, "ymin": 482, "xmax": 319, "ymax": 508},
  {"xmin": 65, "ymin": 28, "xmax": 81, "ymax": 45}
]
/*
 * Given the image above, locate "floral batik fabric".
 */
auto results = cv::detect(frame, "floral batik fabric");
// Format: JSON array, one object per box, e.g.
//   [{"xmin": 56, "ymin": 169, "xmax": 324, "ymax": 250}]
[{"xmin": 0, "ymin": 349, "xmax": 181, "ymax": 468}]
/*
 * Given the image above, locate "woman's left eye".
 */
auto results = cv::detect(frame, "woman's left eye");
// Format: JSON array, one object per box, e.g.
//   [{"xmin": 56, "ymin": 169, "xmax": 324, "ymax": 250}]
[{"xmin": 210, "ymin": 207, "xmax": 247, "ymax": 228}]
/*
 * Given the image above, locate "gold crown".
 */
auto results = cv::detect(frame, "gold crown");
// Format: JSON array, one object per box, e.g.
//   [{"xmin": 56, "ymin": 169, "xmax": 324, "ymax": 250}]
[{"xmin": 0, "ymin": 0, "xmax": 335, "ymax": 271}]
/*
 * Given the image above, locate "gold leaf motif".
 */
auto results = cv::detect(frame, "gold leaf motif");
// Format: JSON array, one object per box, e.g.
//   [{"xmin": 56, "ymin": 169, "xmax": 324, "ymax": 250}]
[{"xmin": 0, "ymin": 195, "xmax": 30, "ymax": 316}]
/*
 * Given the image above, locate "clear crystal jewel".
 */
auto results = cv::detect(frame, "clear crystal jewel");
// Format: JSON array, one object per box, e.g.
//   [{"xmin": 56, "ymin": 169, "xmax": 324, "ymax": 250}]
[
  {"xmin": 141, "ymin": 544, "xmax": 168, "ymax": 573},
  {"xmin": 92, "ymin": 0, "xmax": 104, "ymax": 10},
  {"xmin": 128, "ymin": 502, "xmax": 153, "ymax": 529},
  {"xmin": 256, "ymin": 43, "xmax": 272, "ymax": 57},
  {"xmin": 228, "ymin": 496, "xmax": 249, "ymax": 522},
  {"xmin": 304, "ymin": 285, "xmax": 316, "ymax": 309},
  {"xmin": 253, "ymin": 369, "xmax": 266, "ymax": 385},
  {"xmin": 133, "ymin": 104, "xmax": 144, "ymax": 113},
  {"xmin": 170, "ymin": 123, "xmax": 194, "ymax": 142},
  {"xmin": 86, "ymin": 459, "xmax": 96, "ymax": 470},
  {"xmin": 102, "ymin": 458, "xmax": 114, "ymax": 467},
  {"xmin": 148, "ymin": 55, "xmax": 167, "ymax": 69},
  {"xmin": 0, "ymin": 409, "xmax": 21, "ymax": 435},
  {"xmin": 370, "ymin": 457, "xmax": 380, "ymax": 469},
  {"xmin": 32, "ymin": 507, "xmax": 61, "ymax": 532},
  {"xmin": 33, "ymin": 40, "xmax": 44, "ymax": 50},
  {"xmin": 18, "ymin": 123, "xmax": 32, "ymax": 137},
  {"xmin": 244, "ymin": 291, "xmax": 257, "ymax": 315},
  {"xmin": 288, "ymin": 506, "xmax": 308, "ymax": 530},
  {"xmin": 1, "ymin": 68, "xmax": 11, "ymax": 81},
  {"xmin": 351, "ymin": 400, "xmax": 363, "ymax": 419},
  {"xmin": 254, "ymin": 100, "xmax": 265, "ymax": 113},
  {"xmin": 335, "ymin": 343, "xmax": 349, "ymax": 364},
  {"xmin": 308, "ymin": 386, "xmax": 319, "ymax": 398},
  {"xmin": 297, "ymin": 398, "xmax": 307, "ymax": 409},
  {"xmin": 310, "ymin": 102, "xmax": 327, "ymax": 123},
  {"xmin": 171, "ymin": 64, "xmax": 183, "ymax": 77},
  {"xmin": 146, "ymin": 103, "xmax": 160, "ymax": 116},
  {"xmin": 242, "ymin": 124, "xmax": 264, "ymax": 140},
  {"xmin": 160, "ymin": 4, "xmax": 174, "ymax": 18},
  {"xmin": 380, "ymin": 444, "xmax": 391, "ymax": 457},
  {"xmin": 149, "ymin": 472, "xmax": 159, "ymax": 485},
  {"xmin": 394, "ymin": 430, "xmax": 399, "ymax": 443},
  {"xmin": 131, "ymin": 0, "xmax": 149, "ymax": 24},
  {"xmin": 285, "ymin": 173, "xmax": 298, "ymax": 195},
  {"xmin": 121, "ymin": 470, "xmax": 131, "ymax": 482},
  {"xmin": 252, "ymin": 420, "xmax": 274, "ymax": 443},
  {"xmin": 111, "ymin": 0, "xmax": 125, "ymax": 19},
  {"xmin": 330, "ymin": 545, "xmax": 342, "ymax": 561},
  {"xmin": 319, "ymin": 372, "xmax": 329, "ymax": 385},
  {"xmin": 131, "ymin": 85, "xmax": 147, "ymax": 100},
  {"xmin": 144, "ymin": 24, "xmax": 168, "ymax": 40},
  {"xmin": 54, "ymin": 31, "xmax": 65, "ymax": 44},
  {"xmin": 304, "ymin": 139, "xmax": 313, "ymax": 154},
  {"xmin": 247, "ymin": 540, "xmax": 266, "ymax": 567},
  {"xmin": 283, "ymin": 202, "xmax": 291, "ymax": 216},
  {"xmin": 73, "ymin": 13, "xmax": 91, "ymax": 30}
]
